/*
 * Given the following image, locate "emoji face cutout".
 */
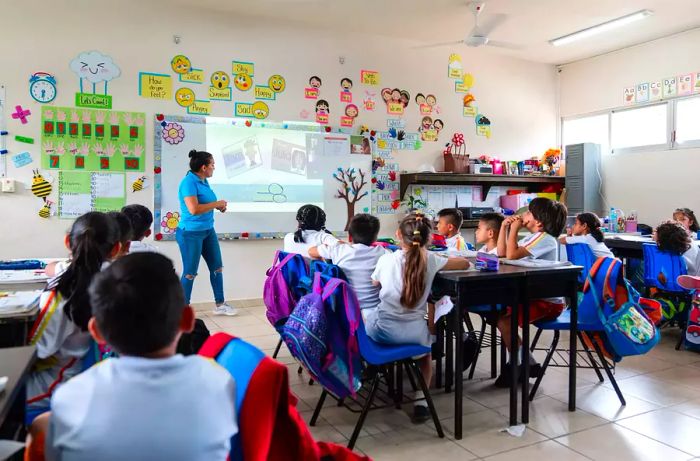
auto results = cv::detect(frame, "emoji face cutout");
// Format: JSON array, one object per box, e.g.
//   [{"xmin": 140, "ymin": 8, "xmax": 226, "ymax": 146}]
[
  {"xmin": 340, "ymin": 78, "xmax": 353, "ymax": 92},
  {"xmin": 210, "ymin": 71, "xmax": 230, "ymax": 89},
  {"xmin": 345, "ymin": 104, "xmax": 359, "ymax": 118},
  {"xmin": 309, "ymin": 76, "xmax": 322, "ymax": 88},
  {"xmin": 251, "ymin": 101, "xmax": 269, "ymax": 119},
  {"xmin": 175, "ymin": 87, "xmax": 195, "ymax": 107},
  {"xmin": 171, "ymin": 55, "xmax": 191, "ymax": 74},
  {"xmin": 268, "ymin": 74, "xmax": 286, "ymax": 93},
  {"xmin": 234, "ymin": 73, "xmax": 252, "ymax": 91}
]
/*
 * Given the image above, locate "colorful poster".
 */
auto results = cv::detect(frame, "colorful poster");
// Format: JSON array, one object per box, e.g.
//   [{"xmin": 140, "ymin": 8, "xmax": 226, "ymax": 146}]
[
  {"xmin": 448, "ymin": 54, "xmax": 463, "ymax": 79},
  {"xmin": 463, "ymin": 106, "xmax": 477, "ymax": 117},
  {"xmin": 58, "ymin": 171, "xmax": 126, "ymax": 218},
  {"xmin": 360, "ymin": 70, "xmax": 380, "ymax": 86},
  {"xmin": 387, "ymin": 102, "xmax": 404, "ymax": 115},
  {"xmin": 255, "ymin": 86, "xmax": 276, "ymax": 100},
  {"xmin": 187, "ymin": 100, "xmax": 212, "ymax": 115},
  {"xmin": 340, "ymin": 116, "xmax": 354, "ymax": 127},
  {"xmin": 138, "ymin": 72, "xmax": 172, "ymax": 99},
  {"xmin": 234, "ymin": 101, "xmax": 269, "ymax": 119},
  {"xmin": 695, "ymin": 73, "xmax": 700, "ymax": 93},
  {"xmin": 305, "ymin": 87, "xmax": 319, "ymax": 99},
  {"xmin": 623, "ymin": 86, "xmax": 636, "ymax": 105},
  {"xmin": 179, "ymin": 69, "xmax": 204, "ymax": 84},
  {"xmin": 663, "ymin": 77, "xmax": 677, "ymax": 98},
  {"xmin": 208, "ymin": 87, "xmax": 232, "ymax": 101},
  {"xmin": 41, "ymin": 107, "xmax": 145, "ymax": 172},
  {"xmin": 678, "ymin": 74, "xmax": 693, "ymax": 95},
  {"xmin": 635, "ymin": 83, "xmax": 649, "ymax": 103},
  {"xmin": 232, "ymin": 61, "xmax": 254, "ymax": 76},
  {"xmin": 70, "ymin": 51, "xmax": 120, "ymax": 109},
  {"xmin": 455, "ymin": 80, "xmax": 471, "ymax": 93},
  {"xmin": 649, "ymin": 81, "xmax": 662, "ymax": 101}
]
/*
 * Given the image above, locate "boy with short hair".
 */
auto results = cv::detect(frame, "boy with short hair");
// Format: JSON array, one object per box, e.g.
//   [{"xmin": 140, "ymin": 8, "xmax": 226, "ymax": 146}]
[
  {"xmin": 309, "ymin": 213, "xmax": 387, "ymax": 311},
  {"xmin": 121, "ymin": 204, "xmax": 158, "ymax": 253},
  {"xmin": 105, "ymin": 211, "xmax": 133, "ymax": 257},
  {"xmin": 46, "ymin": 253, "xmax": 237, "ymax": 460},
  {"xmin": 436, "ymin": 208, "xmax": 467, "ymax": 253},
  {"xmin": 493, "ymin": 197, "xmax": 568, "ymax": 387},
  {"xmin": 475, "ymin": 212, "xmax": 505, "ymax": 255}
]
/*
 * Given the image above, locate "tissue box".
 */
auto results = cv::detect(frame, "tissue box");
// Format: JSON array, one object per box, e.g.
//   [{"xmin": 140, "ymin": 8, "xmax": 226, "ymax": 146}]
[
  {"xmin": 500, "ymin": 193, "xmax": 538, "ymax": 211},
  {"xmin": 469, "ymin": 163, "xmax": 494, "ymax": 174}
]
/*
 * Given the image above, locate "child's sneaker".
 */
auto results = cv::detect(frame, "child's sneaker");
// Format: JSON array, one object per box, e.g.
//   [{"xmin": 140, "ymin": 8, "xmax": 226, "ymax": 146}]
[{"xmin": 213, "ymin": 303, "xmax": 238, "ymax": 316}]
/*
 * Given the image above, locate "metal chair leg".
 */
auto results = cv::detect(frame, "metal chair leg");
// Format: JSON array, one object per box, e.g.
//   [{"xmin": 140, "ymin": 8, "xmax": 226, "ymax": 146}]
[
  {"xmin": 529, "ymin": 331, "xmax": 560, "ymax": 401},
  {"xmin": 676, "ymin": 329, "xmax": 685, "ymax": 351},
  {"xmin": 578, "ymin": 332, "xmax": 604, "ymax": 383},
  {"xmin": 272, "ymin": 338, "xmax": 283, "ymax": 358},
  {"xmin": 530, "ymin": 328, "xmax": 543, "ymax": 352},
  {"xmin": 592, "ymin": 338, "xmax": 626, "ymax": 406},
  {"xmin": 468, "ymin": 317, "xmax": 487, "ymax": 379},
  {"xmin": 348, "ymin": 372, "xmax": 381, "ymax": 449},
  {"xmin": 404, "ymin": 362, "xmax": 418, "ymax": 392},
  {"xmin": 408, "ymin": 360, "xmax": 444, "ymax": 439},
  {"xmin": 310, "ymin": 389, "xmax": 328, "ymax": 426},
  {"xmin": 395, "ymin": 362, "xmax": 404, "ymax": 409}
]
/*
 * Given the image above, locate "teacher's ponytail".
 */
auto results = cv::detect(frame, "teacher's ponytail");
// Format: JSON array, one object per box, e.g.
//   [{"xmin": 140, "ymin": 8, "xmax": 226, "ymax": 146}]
[{"xmin": 189, "ymin": 149, "xmax": 213, "ymax": 173}]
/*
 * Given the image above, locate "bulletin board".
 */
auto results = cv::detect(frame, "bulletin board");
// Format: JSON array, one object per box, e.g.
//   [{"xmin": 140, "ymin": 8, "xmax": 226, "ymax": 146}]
[{"xmin": 154, "ymin": 115, "xmax": 372, "ymax": 240}]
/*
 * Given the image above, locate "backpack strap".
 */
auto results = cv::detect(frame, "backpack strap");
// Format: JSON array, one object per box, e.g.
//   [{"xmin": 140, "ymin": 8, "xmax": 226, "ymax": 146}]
[
  {"xmin": 583, "ymin": 257, "xmax": 610, "ymax": 293},
  {"xmin": 313, "ymin": 271, "xmax": 324, "ymax": 295},
  {"xmin": 266, "ymin": 251, "xmax": 296, "ymax": 276}
]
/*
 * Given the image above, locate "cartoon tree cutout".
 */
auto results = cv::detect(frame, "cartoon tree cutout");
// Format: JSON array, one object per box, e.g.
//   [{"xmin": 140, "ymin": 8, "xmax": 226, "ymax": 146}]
[{"xmin": 333, "ymin": 167, "xmax": 368, "ymax": 231}]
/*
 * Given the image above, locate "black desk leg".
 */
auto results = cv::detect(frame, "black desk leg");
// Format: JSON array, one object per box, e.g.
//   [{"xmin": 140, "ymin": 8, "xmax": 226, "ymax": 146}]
[
  {"xmin": 521, "ymin": 282, "xmax": 530, "ymax": 425},
  {"xmin": 436, "ymin": 318, "xmax": 443, "ymax": 389},
  {"xmin": 445, "ymin": 315, "xmax": 453, "ymax": 394},
  {"xmin": 509, "ymin": 298, "xmax": 518, "ymax": 427},
  {"xmin": 454, "ymin": 290, "xmax": 464, "ymax": 439},
  {"xmin": 569, "ymin": 278, "xmax": 578, "ymax": 411}
]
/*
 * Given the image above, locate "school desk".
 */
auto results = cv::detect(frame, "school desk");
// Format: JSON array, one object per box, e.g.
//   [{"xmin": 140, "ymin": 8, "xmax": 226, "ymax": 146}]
[
  {"xmin": 433, "ymin": 263, "xmax": 581, "ymax": 439},
  {"xmin": 0, "ymin": 346, "xmax": 36, "ymax": 441},
  {"xmin": 0, "ymin": 291, "xmax": 41, "ymax": 348}
]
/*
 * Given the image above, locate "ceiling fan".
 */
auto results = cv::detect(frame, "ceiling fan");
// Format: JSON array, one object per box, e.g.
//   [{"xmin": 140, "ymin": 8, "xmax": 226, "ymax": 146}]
[{"xmin": 417, "ymin": 1, "xmax": 520, "ymax": 50}]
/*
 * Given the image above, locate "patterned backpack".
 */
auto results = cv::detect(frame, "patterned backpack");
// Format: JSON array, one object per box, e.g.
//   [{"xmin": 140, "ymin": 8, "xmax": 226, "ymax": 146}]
[
  {"xmin": 282, "ymin": 273, "xmax": 362, "ymax": 399},
  {"xmin": 677, "ymin": 275, "xmax": 700, "ymax": 352},
  {"xmin": 263, "ymin": 251, "xmax": 309, "ymax": 328}
]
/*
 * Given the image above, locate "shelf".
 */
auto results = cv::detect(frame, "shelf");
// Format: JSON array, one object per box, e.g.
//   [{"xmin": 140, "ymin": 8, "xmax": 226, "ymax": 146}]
[{"xmin": 399, "ymin": 172, "xmax": 565, "ymax": 200}]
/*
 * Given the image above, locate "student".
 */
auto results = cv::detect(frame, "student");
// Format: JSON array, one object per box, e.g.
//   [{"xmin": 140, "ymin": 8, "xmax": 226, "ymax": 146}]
[
  {"xmin": 558, "ymin": 212, "xmax": 614, "ymax": 258},
  {"xmin": 121, "ymin": 204, "xmax": 158, "ymax": 253},
  {"xmin": 436, "ymin": 208, "xmax": 467, "ymax": 253},
  {"xmin": 367, "ymin": 213, "xmax": 469, "ymax": 423},
  {"xmin": 475, "ymin": 212, "xmax": 504, "ymax": 255},
  {"xmin": 494, "ymin": 197, "xmax": 567, "ymax": 387},
  {"xmin": 655, "ymin": 221, "xmax": 700, "ymax": 276},
  {"xmin": 26, "ymin": 212, "xmax": 121, "ymax": 420},
  {"xmin": 45, "ymin": 253, "xmax": 237, "ymax": 460},
  {"xmin": 106, "ymin": 211, "xmax": 133, "ymax": 257},
  {"xmin": 283, "ymin": 204, "xmax": 339, "ymax": 255},
  {"xmin": 309, "ymin": 214, "xmax": 387, "ymax": 312},
  {"xmin": 673, "ymin": 208, "xmax": 699, "ymax": 238}
]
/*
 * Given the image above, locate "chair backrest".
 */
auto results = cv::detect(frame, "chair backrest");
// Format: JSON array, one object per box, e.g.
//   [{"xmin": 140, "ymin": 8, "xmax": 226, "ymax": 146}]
[
  {"xmin": 642, "ymin": 243, "xmax": 687, "ymax": 293},
  {"xmin": 566, "ymin": 243, "xmax": 596, "ymax": 284}
]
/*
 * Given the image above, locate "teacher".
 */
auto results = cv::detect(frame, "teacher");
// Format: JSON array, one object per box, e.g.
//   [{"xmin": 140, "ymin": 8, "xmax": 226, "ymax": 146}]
[{"xmin": 176, "ymin": 149, "xmax": 237, "ymax": 316}]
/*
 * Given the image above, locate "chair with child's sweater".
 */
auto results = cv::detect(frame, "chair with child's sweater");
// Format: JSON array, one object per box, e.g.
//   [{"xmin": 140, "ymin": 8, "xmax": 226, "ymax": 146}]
[{"xmin": 199, "ymin": 333, "xmax": 370, "ymax": 461}]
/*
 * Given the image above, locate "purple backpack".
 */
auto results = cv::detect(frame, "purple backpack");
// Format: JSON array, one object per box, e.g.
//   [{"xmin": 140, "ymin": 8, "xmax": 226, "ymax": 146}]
[
  {"xmin": 282, "ymin": 273, "xmax": 363, "ymax": 399},
  {"xmin": 263, "ymin": 251, "xmax": 309, "ymax": 328}
]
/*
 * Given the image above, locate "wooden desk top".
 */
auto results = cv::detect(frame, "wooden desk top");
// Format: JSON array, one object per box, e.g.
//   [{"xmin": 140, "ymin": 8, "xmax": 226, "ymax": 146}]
[
  {"xmin": 437, "ymin": 262, "xmax": 582, "ymax": 282},
  {"xmin": 0, "ymin": 346, "xmax": 36, "ymax": 426}
]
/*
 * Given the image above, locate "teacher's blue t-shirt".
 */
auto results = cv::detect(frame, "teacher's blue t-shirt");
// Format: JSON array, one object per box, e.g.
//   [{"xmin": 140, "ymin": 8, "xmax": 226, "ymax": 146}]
[{"xmin": 178, "ymin": 171, "xmax": 217, "ymax": 231}]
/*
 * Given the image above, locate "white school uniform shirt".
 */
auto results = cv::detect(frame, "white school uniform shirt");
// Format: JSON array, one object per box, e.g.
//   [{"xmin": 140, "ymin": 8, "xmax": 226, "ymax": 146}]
[
  {"xmin": 316, "ymin": 243, "xmax": 388, "ymax": 310},
  {"xmin": 519, "ymin": 232, "xmax": 564, "ymax": 305},
  {"xmin": 47, "ymin": 355, "xmax": 237, "ymax": 461},
  {"xmin": 565, "ymin": 234, "xmax": 614, "ymax": 258},
  {"xmin": 283, "ymin": 230, "xmax": 339, "ymax": 255},
  {"xmin": 478, "ymin": 245, "xmax": 499, "ymax": 256},
  {"xmin": 128, "ymin": 240, "xmax": 159, "ymax": 253},
  {"xmin": 445, "ymin": 234, "xmax": 467, "ymax": 252},
  {"xmin": 683, "ymin": 244, "xmax": 700, "ymax": 276}
]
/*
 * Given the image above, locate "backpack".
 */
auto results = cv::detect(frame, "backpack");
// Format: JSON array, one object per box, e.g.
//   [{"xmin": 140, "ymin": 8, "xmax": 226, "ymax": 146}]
[
  {"xmin": 263, "ymin": 251, "xmax": 309, "ymax": 328},
  {"xmin": 583, "ymin": 257, "xmax": 660, "ymax": 361},
  {"xmin": 282, "ymin": 273, "xmax": 363, "ymax": 399},
  {"xmin": 176, "ymin": 318, "xmax": 211, "ymax": 355},
  {"xmin": 676, "ymin": 275, "xmax": 700, "ymax": 352}
]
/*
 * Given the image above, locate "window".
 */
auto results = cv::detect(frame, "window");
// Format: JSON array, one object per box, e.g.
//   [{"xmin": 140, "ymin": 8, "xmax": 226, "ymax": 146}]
[
  {"xmin": 562, "ymin": 114, "xmax": 609, "ymax": 155},
  {"xmin": 675, "ymin": 96, "xmax": 700, "ymax": 145},
  {"xmin": 611, "ymin": 103, "xmax": 668, "ymax": 151}
]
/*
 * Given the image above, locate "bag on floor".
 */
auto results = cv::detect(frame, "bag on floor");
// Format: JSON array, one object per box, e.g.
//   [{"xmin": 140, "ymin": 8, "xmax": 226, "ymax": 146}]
[
  {"xmin": 583, "ymin": 257, "xmax": 660, "ymax": 361},
  {"xmin": 282, "ymin": 273, "xmax": 362, "ymax": 399},
  {"xmin": 177, "ymin": 318, "xmax": 211, "ymax": 355},
  {"xmin": 263, "ymin": 251, "xmax": 309, "ymax": 328},
  {"xmin": 677, "ymin": 275, "xmax": 700, "ymax": 352}
]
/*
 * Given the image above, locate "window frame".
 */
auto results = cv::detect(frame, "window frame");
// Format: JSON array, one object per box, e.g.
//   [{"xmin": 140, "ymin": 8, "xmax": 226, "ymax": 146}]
[
  {"xmin": 610, "ymin": 102, "xmax": 671, "ymax": 155},
  {"xmin": 673, "ymin": 95, "xmax": 700, "ymax": 149}
]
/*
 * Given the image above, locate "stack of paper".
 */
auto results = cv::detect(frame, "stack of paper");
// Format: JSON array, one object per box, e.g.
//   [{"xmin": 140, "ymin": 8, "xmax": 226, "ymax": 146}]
[{"xmin": 0, "ymin": 290, "xmax": 42, "ymax": 315}]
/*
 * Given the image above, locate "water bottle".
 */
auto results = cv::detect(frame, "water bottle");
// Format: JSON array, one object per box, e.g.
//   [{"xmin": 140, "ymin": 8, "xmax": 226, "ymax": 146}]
[{"xmin": 609, "ymin": 208, "xmax": 617, "ymax": 233}]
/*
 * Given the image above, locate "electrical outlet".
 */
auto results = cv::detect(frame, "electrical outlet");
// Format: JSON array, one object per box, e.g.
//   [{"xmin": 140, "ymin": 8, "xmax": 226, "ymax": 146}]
[{"xmin": 1, "ymin": 178, "xmax": 16, "ymax": 193}]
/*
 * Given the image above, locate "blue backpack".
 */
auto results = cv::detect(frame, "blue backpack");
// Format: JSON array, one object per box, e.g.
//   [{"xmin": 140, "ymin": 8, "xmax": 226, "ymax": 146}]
[
  {"xmin": 583, "ymin": 257, "xmax": 660, "ymax": 361},
  {"xmin": 282, "ymin": 273, "xmax": 363, "ymax": 398}
]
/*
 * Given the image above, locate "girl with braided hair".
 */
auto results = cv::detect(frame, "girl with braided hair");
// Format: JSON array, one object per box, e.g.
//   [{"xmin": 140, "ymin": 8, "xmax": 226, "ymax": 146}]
[
  {"xmin": 366, "ymin": 212, "xmax": 469, "ymax": 423},
  {"xmin": 283, "ymin": 204, "xmax": 339, "ymax": 255}
]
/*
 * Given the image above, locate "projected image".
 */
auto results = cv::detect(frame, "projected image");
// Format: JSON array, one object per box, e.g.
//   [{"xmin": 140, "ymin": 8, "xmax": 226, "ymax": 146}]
[{"xmin": 221, "ymin": 136, "xmax": 262, "ymax": 178}]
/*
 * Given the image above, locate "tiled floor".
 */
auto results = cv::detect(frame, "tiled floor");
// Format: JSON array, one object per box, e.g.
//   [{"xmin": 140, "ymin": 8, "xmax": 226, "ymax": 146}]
[{"xmin": 197, "ymin": 301, "xmax": 700, "ymax": 461}]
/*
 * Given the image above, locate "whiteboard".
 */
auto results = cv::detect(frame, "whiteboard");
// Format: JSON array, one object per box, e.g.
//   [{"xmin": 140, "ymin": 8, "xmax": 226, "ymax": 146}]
[{"xmin": 154, "ymin": 115, "xmax": 372, "ymax": 240}]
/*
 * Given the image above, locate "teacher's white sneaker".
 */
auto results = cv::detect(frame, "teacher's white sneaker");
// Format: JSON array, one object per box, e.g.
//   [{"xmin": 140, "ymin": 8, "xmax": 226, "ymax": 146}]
[{"xmin": 213, "ymin": 303, "xmax": 238, "ymax": 316}]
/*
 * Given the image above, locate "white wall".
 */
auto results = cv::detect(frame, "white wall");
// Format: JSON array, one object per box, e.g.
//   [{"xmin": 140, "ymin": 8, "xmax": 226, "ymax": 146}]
[
  {"xmin": 559, "ymin": 28, "xmax": 700, "ymax": 227},
  {"xmin": 0, "ymin": 0, "xmax": 557, "ymax": 302}
]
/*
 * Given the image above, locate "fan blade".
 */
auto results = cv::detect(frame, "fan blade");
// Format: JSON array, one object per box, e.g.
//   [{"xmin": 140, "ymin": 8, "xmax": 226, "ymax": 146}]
[
  {"xmin": 477, "ymin": 13, "xmax": 507, "ymax": 36},
  {"xmin": 486, "ymin": 40, "xmax": 522, "ymax": 50},
  {"xmin": 412, "ymin": 40, "xmax": 463, "ymax": 50}
]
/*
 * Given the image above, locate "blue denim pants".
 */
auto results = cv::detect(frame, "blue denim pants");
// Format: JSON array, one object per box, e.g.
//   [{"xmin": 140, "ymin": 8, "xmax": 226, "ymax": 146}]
[{"xmin": 176, "ymin": 227, "xmax": 224, "ymax": 304}]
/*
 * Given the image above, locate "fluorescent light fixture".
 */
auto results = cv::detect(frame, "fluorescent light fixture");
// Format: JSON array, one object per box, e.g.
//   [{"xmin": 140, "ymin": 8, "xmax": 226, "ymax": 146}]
[{"xmin": 550, "ymin": 9, "xmax": 653, "ymax": 46}]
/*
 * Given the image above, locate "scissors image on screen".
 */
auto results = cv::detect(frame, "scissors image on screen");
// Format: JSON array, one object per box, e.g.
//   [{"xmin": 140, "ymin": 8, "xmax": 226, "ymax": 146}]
[{"xmin": 255, "ymin": 183, "xmax": 287, "ymax": 203}]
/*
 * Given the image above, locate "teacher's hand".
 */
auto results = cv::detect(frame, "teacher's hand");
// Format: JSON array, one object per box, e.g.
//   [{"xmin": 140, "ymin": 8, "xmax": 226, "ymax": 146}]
[{"xmin": 215, "ymin": 200, "xmax": 228, "ymax": 212}]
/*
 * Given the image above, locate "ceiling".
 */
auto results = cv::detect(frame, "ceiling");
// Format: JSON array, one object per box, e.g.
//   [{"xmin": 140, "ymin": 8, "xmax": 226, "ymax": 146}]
[{"xmin": 170, "ymin": 0, "xmax": 700, "ymax": 65}]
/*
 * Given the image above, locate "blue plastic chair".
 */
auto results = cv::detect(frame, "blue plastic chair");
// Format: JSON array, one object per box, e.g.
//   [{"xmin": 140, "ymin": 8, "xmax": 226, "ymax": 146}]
[
  {"xmin": 309, "ymin": 283, "xmax": 444, "ymax": 449},
  {"xmin": 529, "ymin": 257, "xmax": 627, "ymax": 405},
  {"xmin": 566, "ymin": 243, "xmax": 597, "ymax": 285}
]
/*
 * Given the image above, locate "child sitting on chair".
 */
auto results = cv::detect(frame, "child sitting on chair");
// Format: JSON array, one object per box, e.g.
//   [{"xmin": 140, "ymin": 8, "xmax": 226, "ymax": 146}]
[
  {"xmin": 558, "ymin": 212, "xmax": 614, "ymax": 258},
  {"xmin": 673, "ymin": 208, "xmax": 699, "ymax": 240},
  {"xmin": 436, "ymin": 208, "xmax": 468, "ymax": 254},
  {"xmin": 122, "ymin": 204, "xmax": 158, "ymax": 253},
  {"xmin": 40, "ymin": 253, "xmax": 238, "ymax": 460},
  {"xmin": 284, "ymin": 204, "xmax": 339, "ymax": 255},
  {"xmin": 655, "ymin": 221, "xmax": 700, "ymax": 276},
  {"xmin": 475, "ymin": 212, "xmax": 504, "ymax": 255},
  {"xmin": 493, "ymin": 197, "xmax": 568, "ymax": 387}
]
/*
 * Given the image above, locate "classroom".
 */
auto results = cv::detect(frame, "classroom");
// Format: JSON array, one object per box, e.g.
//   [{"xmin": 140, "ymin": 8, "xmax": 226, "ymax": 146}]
[{"xmin": 1, "ymin": 0, "xmax": 700, "ymax": 459}]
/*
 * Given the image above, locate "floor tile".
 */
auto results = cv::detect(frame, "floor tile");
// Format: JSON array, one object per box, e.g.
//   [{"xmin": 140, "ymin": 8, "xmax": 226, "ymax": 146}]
[
  {"xmin": 556, "ymin": 423, "xmax": 690, "ymax": 461},
  {"xmin": 616, "ymin": 408, "xmax": 700, "ymax": 456},
  {"xmin": 549, "ymin": 385, "xmax": 660, "ymax": 421},
  {"xmin": 668, "ymin": 398, "xmax": 700, "ymax": 420},
  {"xmin": 483, "ymin": 439, "xmax": 590, "ymax": 461},
  {"xmin": 644, "ymin": 366, "xmax": 700, "ymax": 390},
  {"xmin": 605, "ymin": 375, "xmax": 698, "ymax": 406},
  {"xmin": 355, "ymin": 429, "xmax": 477, "ymax": 461}
]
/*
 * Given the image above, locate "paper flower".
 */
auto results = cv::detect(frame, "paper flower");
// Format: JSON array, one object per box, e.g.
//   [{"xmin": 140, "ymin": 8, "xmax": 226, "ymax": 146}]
[
  {"xmin": 451, "ymin": 133, "xmax": 465, "ymax": 147},
  {"xmin": 162, "ymin": 122, "xmax": 185, "ymax": 145},
  {"xmin": 160, "ymin": 211, "xmax": 180, "ymax": 233}
]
